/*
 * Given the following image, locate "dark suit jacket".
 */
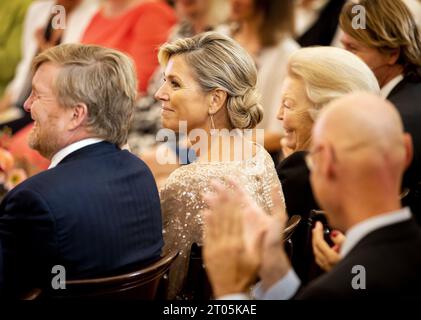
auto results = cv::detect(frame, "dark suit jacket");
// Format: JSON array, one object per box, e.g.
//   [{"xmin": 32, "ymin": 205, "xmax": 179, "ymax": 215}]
[
  {"xmin": 296, "ymin": 0, "xmax": 346, "ymax": 47},
  {"xmin": 296, "ymin": 218, "xmax": 421, "ymax": 299},
  {"xmin": 0, "ymin": 142, "xmax": 163, "ymax": 297},
  {"xmin": 388, "ymin": 76, "xmax": 421, "ymax": 223}
]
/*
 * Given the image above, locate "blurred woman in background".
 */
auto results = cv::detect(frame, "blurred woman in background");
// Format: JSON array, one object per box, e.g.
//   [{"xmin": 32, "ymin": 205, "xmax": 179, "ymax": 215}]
[
  {"xmin": 218, "ymin": 0, "xmax": 300, "ymax": 162},
  {"xmin": 82, "ymin": 0, "xmax": 177, "ymax": 94}
]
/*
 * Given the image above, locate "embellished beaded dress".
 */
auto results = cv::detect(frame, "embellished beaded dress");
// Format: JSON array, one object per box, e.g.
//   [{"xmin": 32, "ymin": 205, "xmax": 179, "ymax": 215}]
[{"xmin": 160, "ymin": 144, "xmax": 285, "ymax": 299}]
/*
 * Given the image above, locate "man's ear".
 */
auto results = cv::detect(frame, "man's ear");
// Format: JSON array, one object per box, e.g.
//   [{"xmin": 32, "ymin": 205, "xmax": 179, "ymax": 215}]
[
  {"xmin": 68, "ymin": 103, "xmax": 88, "ymax": 130},
  {"xmin": 320, "ymin": 143, "xmax": 336, "ymax": 180},
  {"xmin": 387, "ymin": 48, "xmax": 400, "ymax": 65},
  {"xmin": 403, "ymin": 133, "xmax": 414, "ymax": 170},
  {"xmin": 208, "ymin": 89, "xmax": 227, "ymax": 115}
]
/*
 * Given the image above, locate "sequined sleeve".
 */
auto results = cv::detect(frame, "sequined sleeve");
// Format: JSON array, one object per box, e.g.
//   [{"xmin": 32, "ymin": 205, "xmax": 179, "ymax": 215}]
[{"xmin": 160, "ymin": 166, "xmax": 210, "ymax": 299}]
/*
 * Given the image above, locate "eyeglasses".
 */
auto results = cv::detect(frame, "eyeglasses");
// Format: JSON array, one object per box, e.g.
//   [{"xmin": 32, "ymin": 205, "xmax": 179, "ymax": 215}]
[{"xmin": 305, "ymin": 140, "xmax": 372, "ymax": 171}]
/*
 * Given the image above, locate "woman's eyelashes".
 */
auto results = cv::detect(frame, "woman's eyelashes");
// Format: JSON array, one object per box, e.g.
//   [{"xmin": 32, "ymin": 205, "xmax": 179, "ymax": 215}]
[
  {"xmin": 163, "ymin": 76, "xmax": 182, "ymax": 89},
  {"xmin": 170, "ymin": 80, "xmax": 181, "ymax": 89}
]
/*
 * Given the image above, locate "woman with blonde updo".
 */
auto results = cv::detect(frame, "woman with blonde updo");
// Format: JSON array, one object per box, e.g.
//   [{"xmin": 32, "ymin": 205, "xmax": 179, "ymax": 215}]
[{"xmin": 157, "ymin": 32, "xmax": 285, "ymax": 299}]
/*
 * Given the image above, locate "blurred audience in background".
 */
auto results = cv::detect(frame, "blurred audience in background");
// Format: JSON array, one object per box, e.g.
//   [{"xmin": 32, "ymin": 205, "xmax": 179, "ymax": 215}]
[
  {"xmin": 218, "ymin": 0, "xmax": 299, "ymax": 163},
  {"xmin": 81, "ymin": 0, "xmax": 176, "ymax": 94},
  {"xmin": 0, "ymin": 0, "xmax": 31, "ymax": 100},
  {"xmin": 294, "ymin": 0, "xmax": 346, "ymax": 47}
]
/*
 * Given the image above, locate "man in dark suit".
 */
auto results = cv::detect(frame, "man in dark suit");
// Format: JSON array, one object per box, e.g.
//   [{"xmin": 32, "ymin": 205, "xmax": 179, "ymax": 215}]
[
  {"xmin": 203, "ymin": 93, "xmax": 421, "ymax": 299},
  {"xmin": 339, "ymin": 0, "xmax": 421, "ymax": 222},
  {"xmin": 388, "ymin": 76, "xmax": 421, "ymax": 223},
  {"xmin": 0, "ymin": 44, "xmax": 163, "ymax": 298}
]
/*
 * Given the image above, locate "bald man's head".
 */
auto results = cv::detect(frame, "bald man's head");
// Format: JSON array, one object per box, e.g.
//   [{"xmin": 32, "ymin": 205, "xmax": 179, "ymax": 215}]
[
  {"xmin": 310, "ymin": 93, "xmax": 413, "ymax": 230},
  {"xmin": 314, "ymin": 93, "xmax": 406, "ymax": 159}
]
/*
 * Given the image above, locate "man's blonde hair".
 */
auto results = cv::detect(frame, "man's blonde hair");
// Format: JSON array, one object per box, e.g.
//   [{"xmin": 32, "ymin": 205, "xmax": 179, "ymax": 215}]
[
  {"xmin": 340, "ymin": 0, "xmax": 421, "ymax": 77},
  {"xmin": 33, "ymin": 43, "xmax": 137, "ymax": 146}
]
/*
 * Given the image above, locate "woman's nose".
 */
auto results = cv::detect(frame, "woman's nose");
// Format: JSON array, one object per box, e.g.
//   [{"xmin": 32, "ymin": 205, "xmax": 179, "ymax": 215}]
[{"xmin": 155, "ymin": 83, "xmax": 169, "ymax": 101}]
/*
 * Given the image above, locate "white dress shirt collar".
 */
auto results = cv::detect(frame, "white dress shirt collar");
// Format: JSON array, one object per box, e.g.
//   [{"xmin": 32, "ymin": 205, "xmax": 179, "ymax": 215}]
[
  {"xmin": 340, "ymin": 207, "xmax": 412, "ymax": 257},
  {"xmin": 48, "ymin": 138, "xmax": 104, "ymax": 169},
  {"xmin": 380, "ymin": 74, "xmax": 404, "ymax": 98}
]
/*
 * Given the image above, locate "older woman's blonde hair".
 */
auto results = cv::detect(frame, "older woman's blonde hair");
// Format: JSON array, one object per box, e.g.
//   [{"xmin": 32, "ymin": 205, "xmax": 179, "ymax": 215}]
[
  {"xmin": 288, "ymin": 46, "xmax": 380, "ymax": 120},
  {"xmin": 32, "ymin": 43, "xmax": 137, "ymax": 146},
  {"xmin": 340, "ymin": 0, "xmax": 421, "ymax": 77},
  {"xmin": 158, "ymin": 31, "xmax": 263, "ymax": 130}
]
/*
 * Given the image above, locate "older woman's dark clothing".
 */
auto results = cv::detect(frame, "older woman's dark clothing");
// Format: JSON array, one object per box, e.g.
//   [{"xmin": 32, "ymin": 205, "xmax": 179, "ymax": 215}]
[
  {"xmin": 276, "ymin": 151, "xmax": 323, "ymax": 284},
  {"xmin": 276, "ymin": 151, "xmax": 319, "ymax": 219}
]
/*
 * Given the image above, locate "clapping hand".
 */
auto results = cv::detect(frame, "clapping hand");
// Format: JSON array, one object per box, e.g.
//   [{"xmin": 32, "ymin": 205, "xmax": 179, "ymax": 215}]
[
  {"xmin": 202, "ymin": 178, "xmax": 290, "ymax": 297},
  {"xmin": 202, "ymin": 178, "xmax": 266, "ymax": 297}
]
